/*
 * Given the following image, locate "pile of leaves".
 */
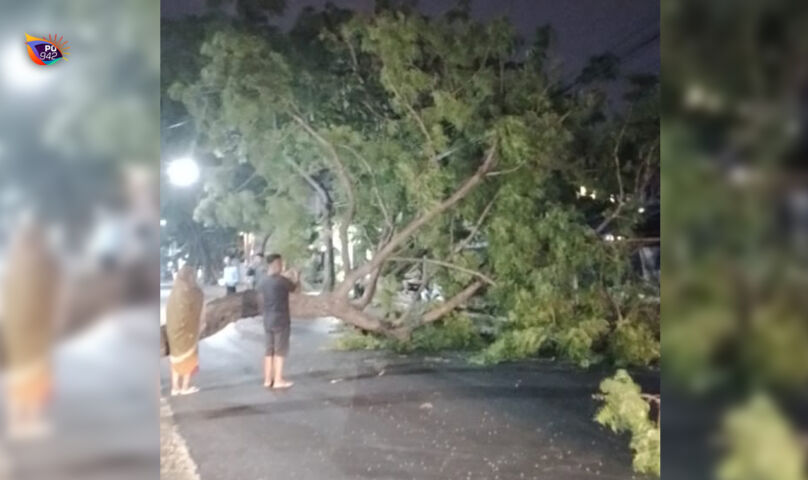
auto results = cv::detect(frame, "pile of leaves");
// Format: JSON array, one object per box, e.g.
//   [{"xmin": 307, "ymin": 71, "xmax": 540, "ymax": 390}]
[{"xmin": 594, "ymin": 370, "xmax": 660, "ymax": 476}]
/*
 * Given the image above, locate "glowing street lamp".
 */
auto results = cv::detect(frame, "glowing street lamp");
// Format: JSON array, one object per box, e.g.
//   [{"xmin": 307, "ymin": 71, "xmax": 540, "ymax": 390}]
[{"xmin": 167, "ymin": 157, "xmax": 199, "ymax": 187}]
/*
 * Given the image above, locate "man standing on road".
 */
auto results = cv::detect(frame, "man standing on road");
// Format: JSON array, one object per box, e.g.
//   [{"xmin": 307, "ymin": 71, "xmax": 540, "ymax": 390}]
[{"xmin": 258, "ymin": 253, "xmax": 299, "ymax": 389}]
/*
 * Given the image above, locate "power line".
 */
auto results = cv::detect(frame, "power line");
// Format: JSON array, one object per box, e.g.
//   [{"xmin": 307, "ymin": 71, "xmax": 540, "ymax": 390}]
[{"xmin": 559, "ymin": 28, "xmax": 659, "ymax": 92}]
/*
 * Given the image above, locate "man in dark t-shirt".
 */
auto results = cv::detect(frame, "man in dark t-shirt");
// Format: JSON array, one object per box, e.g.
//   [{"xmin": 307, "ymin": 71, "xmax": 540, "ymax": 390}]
[{"xmin": 258, "ymin": 253, "xmax": 299, "ymax": 389}]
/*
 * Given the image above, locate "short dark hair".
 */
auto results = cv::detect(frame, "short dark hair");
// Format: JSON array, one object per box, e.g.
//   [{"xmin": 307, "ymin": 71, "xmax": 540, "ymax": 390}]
[{"xmin": 266, "ymin": 253, "xmax": 282, "ymax": 265}]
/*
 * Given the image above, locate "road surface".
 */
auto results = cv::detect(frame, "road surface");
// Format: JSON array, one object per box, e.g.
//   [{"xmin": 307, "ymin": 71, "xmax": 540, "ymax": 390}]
[{"xmin": 160, "ymin": 301, "xmax": 656, "ymax": 480}]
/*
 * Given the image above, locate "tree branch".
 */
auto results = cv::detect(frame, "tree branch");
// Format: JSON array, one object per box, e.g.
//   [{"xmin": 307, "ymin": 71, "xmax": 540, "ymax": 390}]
[
  {"xmin": 601, "ymin": 285, "xmax": 623, "ymax": 323},
  {"xmin": 259, "ymin": 233, "xmax": 272, "ymax": 254},
  {"xmin": 594, "ymin": 203, "xmax": 624, "ymax": 234},
  {"xmin": 282, "ymin": 157, "xmax": 330, "ymax": 208},
  {"xmin": 636, "ymin": 139, "xmax": 659, "ymax": 204},
  {"xmin": 338, "ymin": 144, "xmax": 392, "ymax": 230},
  {"xmin": 641, "ymin": 393, "xmax": 661, "ymax": 404},
  {"xmin": 594, "ymin": 111, "xmax": 634, "ymax": 235},
  {"xmin": 408, "ymin": 194, "xmax": 498, "ymax": 306},
  {"xmin": 485, "ymin": 163, "xmax": 525, "ymax": 177},
  {"xmin": 341, "ymin": 31, "xmax": 364, "ymax": 86},
  {"xmin": 387, "ymin": 257, "xmax": 496, "ymax": 286},
  {"xmin": 453, "ymin": 195, "xmax": 497, "ymax": 254},
  {"xmin": 291, "ymin": 114, "xmax": 355, "ymax": 273},
  {"xmin": 421, "ymin": 280, "xmax": 486, "ymax": 325},
  {"xmin": 337, "ymin": 144, "xmax": 498, "ymax": 296},
  {"xmin": 613, "ymin": 115, "xmax": 629, "ymax": 200},
  {"xmin": 352, "ymin": 228, "xmax": 394, "ymax": 309},
  {"xmin": 617, "ymin": 237, "xmax": 660, "ymax": 244},
  {"xmin": 388, "ymin": 83, "xmax": 438, "ymax": 163},
  {"xmin": 641, "ymin": 393, "xmax": 661, "ymax": 424},
  {"xmin": 234, "ymin": 171, "xmax": 259, "ymax": 192}
]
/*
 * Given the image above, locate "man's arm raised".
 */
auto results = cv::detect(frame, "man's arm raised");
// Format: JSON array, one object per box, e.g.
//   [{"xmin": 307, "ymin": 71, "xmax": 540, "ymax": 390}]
[{"xmin": 282, "ymin": 268, "xmax": 300, "ymax": 292}]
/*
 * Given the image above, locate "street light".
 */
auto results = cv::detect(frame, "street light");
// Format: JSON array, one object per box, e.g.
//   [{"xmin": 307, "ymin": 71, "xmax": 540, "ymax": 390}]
[{"xmin": 166, "ymin": 156, "xmax": 200, "ymax": 187}]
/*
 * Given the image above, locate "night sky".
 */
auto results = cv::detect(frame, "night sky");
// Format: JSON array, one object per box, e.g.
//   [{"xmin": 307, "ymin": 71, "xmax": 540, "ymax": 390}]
[{"xmin": 161, "ymin": 0, "xmax": 659, "ymax": 86}]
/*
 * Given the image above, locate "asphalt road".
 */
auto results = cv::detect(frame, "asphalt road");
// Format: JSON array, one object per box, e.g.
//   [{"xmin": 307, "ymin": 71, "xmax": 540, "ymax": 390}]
[{"xmin": 161, "ymin": 310, "xmax": 657, "ymax": 480}]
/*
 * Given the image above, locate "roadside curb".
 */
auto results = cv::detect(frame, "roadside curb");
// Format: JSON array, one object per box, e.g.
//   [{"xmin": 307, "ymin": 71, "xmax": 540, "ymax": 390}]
[{"xmin": 160, "ymin": 398, "xmax": 201, "ymax": 480}]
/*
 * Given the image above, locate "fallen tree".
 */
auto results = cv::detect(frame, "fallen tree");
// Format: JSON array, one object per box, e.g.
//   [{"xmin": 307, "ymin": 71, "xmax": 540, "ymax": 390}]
[{"xmin": 160, "ymin": 146, "xmax": 497, "ymax": 355}]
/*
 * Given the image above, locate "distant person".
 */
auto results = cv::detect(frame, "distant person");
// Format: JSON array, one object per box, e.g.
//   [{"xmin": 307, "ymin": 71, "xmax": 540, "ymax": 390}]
[
  {"xmin": 258, "ymin": 254, "xmax": 299, "ymax": 389},
  {"xmin": 165, "ymin": 265, "xmax": 203, "ymax": 396},
  {"xmin": 245, "ymin": 260, "xmax": 255, "ymax": 289},
  {"xmin": 223, "ymin": 257, "xmax": 240, "ymax": 295}
]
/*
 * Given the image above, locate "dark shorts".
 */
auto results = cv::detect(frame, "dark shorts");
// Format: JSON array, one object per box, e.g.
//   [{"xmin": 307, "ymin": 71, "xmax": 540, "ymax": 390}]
[{"xmin": 264, "ymin": 324, "xmax": 290, "ymax": 357}]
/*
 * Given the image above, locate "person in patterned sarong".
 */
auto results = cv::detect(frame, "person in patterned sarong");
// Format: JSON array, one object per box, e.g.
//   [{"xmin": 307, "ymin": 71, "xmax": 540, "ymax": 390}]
[
  {"xmin": 165, "ymin": 265, "xmax": 203, "ymax": 396},
  {"xmin": 2, "ymin": 220, "xmax": 59, "ymax": 439}
]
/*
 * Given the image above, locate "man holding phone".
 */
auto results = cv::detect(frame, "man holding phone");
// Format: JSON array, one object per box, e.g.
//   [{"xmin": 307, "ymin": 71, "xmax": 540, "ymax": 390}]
[{"xmin": 258, "ymin": 253, "xmax": 299, "ymax": 389}]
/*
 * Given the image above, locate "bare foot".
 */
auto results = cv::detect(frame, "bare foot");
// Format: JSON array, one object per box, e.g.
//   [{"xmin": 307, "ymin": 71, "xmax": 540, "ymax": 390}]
[
  {"xmin": 180, "ymin": 386, "xmax": 199, "ymax": 396},
  {"xmin": 272, "ymin": 380, "xmax": 294, "ymax": 389},
  {"xmin": 263, "ymin": 380, "xmax": 273, "ymax": 388}
]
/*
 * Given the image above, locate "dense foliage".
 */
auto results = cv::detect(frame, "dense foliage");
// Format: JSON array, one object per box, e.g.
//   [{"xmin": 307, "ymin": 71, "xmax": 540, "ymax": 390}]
[
  {"xmin": 717, "ymin": 394, "xmax": 806, "ymax": 480},
  {"xmin": 594, "ymin": 370, "xmax": 660, "ymax": 476}
]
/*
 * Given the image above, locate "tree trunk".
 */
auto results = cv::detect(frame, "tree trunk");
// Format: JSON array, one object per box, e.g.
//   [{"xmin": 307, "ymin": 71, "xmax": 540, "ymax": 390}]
[
  {"xmin": 259, "ymin": 233, "xmax": 271, "ymax": 255},
  {"xmin": 199, "ymin": 239, "xmax": 217, "ymax": 285},
  {"xmin": 161, "ymin": 289, "xmax": 400, "ymax": 356},
  {"xmin": 323, "ymin": 205, "xmax": 335, "ymax": 292}
]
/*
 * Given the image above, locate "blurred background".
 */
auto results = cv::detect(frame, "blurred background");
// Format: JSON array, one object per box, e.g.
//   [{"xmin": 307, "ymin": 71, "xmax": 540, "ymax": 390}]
[
  {"xmin": 662, "ymin": 0, "xmax": 808, "ymax": 479},
  {"xmin": 0, "ymin": 0, "xmax": 159, "ymax": 479}
]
